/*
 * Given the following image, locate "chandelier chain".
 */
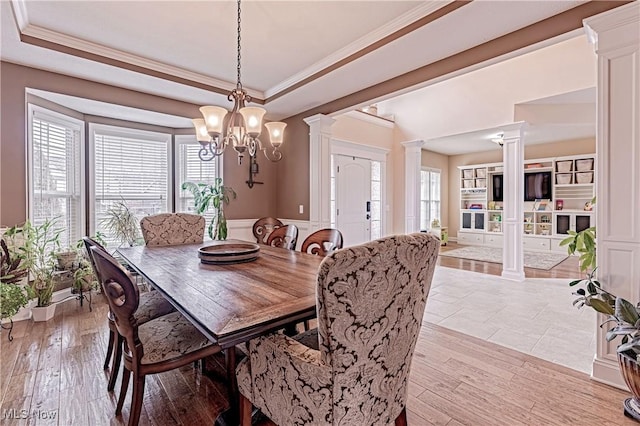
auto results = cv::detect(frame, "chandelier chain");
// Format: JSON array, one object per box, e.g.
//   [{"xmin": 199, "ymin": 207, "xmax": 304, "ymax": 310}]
[{"xmin": 236, "ymin": 0, "xmax": 242, "ymax": 90}]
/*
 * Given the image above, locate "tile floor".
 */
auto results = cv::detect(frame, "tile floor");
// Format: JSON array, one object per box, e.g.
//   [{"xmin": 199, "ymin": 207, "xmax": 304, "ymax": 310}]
[{"xmin": 424, "ymin": 266, "xmax": 597, "ymax": 374}]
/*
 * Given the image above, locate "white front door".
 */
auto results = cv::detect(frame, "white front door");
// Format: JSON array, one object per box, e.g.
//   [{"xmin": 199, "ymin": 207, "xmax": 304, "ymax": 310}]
[{"xmin": 335, "ymin": 155, "xmax": 371, "ymax": 247}]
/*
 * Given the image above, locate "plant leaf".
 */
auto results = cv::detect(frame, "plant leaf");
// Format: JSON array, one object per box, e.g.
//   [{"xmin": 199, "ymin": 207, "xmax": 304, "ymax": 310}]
[{"xmin": 590, "ymin": 298, "xmax": 615, "ymax": 315}]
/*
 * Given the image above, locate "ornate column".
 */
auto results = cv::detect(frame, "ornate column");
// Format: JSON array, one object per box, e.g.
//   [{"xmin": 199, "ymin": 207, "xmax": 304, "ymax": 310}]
[
  {"xmin": 402, "ymin": 140, "xmax": 424, "ymax": 233},
  {"xmin": 304, "ymin": 114, "xmax": 336, "ymax": 233},
  {"xmin": 584, "ymin": 2, "xmax": 640, "ymax": 388},
  {"xmin": 501, "ymin": 124, "xmax": 525, "ymax": 282}
]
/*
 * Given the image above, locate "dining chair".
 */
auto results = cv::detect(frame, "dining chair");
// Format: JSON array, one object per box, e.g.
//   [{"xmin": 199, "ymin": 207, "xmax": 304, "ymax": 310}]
[
  {"xmin": 91, "ymin": 246, "xmax": 222, "ymax": 426},
  {"xmin": 301, "ymin": 228, "xmax": 344, "ymax": 256},
  {"xmin": 83, "ymin": 237, "xmax": 176, "ymax": 393},
  {"xmin": 140, "ymin": 213, "xmax": 205, "ymax": 246},
  {"xmin": 252, "ymin": 217, "xmax": 284, "ymax": 244},
  {"xmin": 265, "ymin": 224, "xmax": 298, "ymax": 251},
  {"xmin": 236, "ymin": 233, "xmax": 440, "ymax": 425}
]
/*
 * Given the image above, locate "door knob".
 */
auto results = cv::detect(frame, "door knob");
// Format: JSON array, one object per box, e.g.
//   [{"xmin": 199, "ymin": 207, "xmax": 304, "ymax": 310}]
[{"xmin": 366, "ymin": 214, "xmax": 371, "ymax": 220}]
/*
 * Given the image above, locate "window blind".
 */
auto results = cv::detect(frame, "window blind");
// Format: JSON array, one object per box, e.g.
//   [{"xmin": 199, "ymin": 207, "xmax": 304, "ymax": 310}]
[
  {"xmin": 93, "ymin": 128, "xmax": 170, "ymax": 246},
  {"xmin": 175, "ymin": 136, "xmax": 220, "ymax": 226},
  {"xmin": 30, "ymin": 107, "xmax": 83, "ymax": 248}
]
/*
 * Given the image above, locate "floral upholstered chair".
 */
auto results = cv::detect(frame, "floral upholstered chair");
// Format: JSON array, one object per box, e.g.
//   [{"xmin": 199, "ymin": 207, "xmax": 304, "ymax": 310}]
[
  {"xmin": 140, "ymin": 213, "xmax": 205, "ymax": 246},
  {"xmin": 236, "ymin": 233, "xmax": 440, "ymax": 425}
]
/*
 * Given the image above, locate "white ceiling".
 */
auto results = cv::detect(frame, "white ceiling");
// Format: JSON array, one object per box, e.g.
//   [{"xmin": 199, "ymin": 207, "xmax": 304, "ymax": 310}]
[{"xmin": 1, "ymin": 0, "xmax": 587, "ymax": 121}]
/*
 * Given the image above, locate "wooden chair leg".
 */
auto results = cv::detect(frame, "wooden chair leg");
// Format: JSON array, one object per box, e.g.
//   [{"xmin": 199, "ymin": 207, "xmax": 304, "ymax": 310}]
[
  {"xmin": 108, "ymin": 334, "xmax": 123, "ymax": 392},
  {"xmin": 104, "ymin": 328, "xmax": 115, "ymax": 370},
  {"xmin": 239, "ymin": 393, "xmax": 253, "ymax": 426},
  {"xmin": 395, "ymin": 408, "xmax": 408, "ymax": 426},
  {"xmin": 116, "ymin": 367, "xmax": 131, "ymax": 415},
  {"xmin": 128, "ymin": 375, "xmax": 145, "ymax": 426},
  {"xmin": 304, "ymin": 320, "xmax": 310, "ymax": 331}
]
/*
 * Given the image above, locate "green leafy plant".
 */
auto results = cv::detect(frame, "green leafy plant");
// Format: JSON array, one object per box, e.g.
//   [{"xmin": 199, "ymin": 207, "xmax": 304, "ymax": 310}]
[
  {"xmin": 7, "ymin": 219, "xmax": 62, "ymax": 307},
  {"xmin": 563, "ymin": 198, "xmax": 640, "ymax": 359},
  {"xmin": 101, "ymin": 201, "xmax": 140, "ymax": 247},
  {"xmin": 73, "ymin": 259, "xmax": 97, "ymax": 293},
  {"xmin": 0, "ymin": 238, "xmax": 33, "ymax": 319},
  {"xmin": 182, "ymin": 178, "xmax": 236, "ymax": 240}
]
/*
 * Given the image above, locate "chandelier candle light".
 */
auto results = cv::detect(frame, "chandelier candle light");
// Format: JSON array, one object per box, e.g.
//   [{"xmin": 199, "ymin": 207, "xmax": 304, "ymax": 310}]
[{"xmin": 192, "ymin": 0, "xmax": 286, "ymax": 165}]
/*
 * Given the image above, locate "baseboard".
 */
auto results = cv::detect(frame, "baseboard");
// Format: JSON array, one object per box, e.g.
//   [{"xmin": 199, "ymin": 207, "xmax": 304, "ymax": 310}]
[
  {"xmin": 592, "ymin": 356, "xmax": 627, "ymax": 390},
  {"xmin": 501, "ymin": 271, "xmax": 526, "ymax": 281}
]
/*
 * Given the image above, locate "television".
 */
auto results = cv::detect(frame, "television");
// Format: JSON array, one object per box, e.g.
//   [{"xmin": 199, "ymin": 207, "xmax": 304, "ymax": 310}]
[
  {"xmin": 524, "ymin": 171, "xmax": 552, "ymax": 201},
  {"xmin": 492, "ymin": 172, "xmax": 552, "ymax": 201}
]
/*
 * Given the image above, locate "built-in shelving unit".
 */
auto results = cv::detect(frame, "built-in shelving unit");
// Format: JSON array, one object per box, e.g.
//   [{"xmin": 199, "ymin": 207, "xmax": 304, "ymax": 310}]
[{"xmin": 457, "ymin": 154, "xmax": 595, "ymax": 252}]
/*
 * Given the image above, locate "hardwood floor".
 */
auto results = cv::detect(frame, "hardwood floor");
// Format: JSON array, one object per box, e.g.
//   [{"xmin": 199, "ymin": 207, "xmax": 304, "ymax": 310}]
[
  {"xmin": 0, "ymin": 296, "xmax": 633, "ymax": 425},
  {"xmin": 438, "ymin": 242, "xmax": 582, "ymax": 279}
]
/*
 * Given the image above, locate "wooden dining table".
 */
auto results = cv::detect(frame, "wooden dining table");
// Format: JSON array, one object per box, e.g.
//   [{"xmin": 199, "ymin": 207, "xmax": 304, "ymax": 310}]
[{"xmin": 117, "ymin": 240, "xmax": 323, "ymax": 425}]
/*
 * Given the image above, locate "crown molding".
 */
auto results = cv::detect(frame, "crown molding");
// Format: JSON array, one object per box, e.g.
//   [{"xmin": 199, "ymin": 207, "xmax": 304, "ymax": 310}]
[
  {"xmin": 264, "ymin": 1, "xmax": 457, "ymax": 99},
  {"xmin": 342, "ymin": 110, "xmax": 394, "ymax": 129},
  {"xmin": 11, "ymin": 0, "xmax": 29, "ymax": 31}
]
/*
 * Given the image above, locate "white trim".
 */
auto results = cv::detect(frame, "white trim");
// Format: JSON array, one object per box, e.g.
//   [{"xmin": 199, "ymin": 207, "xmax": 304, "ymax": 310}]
[
  {"xmin": 15, "ymin": 17, "xmax": 252, "ymax": 98},
  {"xmin": 330, "ymin": 138, "xmax": 390, "ymax": 162},
  {"xmin": 341, "ymin": 110, "xmax": 395, "ymax": 129},
  {"xmin": 304, "ymin": 114, "xmax": 336, "ymax": 233},
  {"xmin": 402, "ymin": 140, "xmax": 424, "ymax": 233},
  {"xmin": 591, "ymin": 357, "xmax": 627, "ymax": 390},
  {"xmin": 88, "ymin": 123, "xmax": 173, "ymax": 235},
  {"xmin": 11, "ymin": 0, "xmax": 29, "ymax": 32},
  {"xmin": 264, "ymin": 1, "xmax": 451, "ymax": 97},
  {"xmin": 27, "ymin": 104, "xmax": 86, "ymax": 243}
]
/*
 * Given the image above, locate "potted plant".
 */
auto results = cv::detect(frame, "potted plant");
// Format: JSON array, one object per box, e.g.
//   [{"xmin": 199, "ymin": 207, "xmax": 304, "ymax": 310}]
[
  {"xmin": 562, "ymin": 212, "xmax": 640, "ymax": 421},
  {"xmin": 101, "ymin": 200, "xmax": 141, "ymax": 247},
  {"xmin": 54, "ymin": 246, "xmax": 78, "ymax": 270},
  {"xmin": 182, "ymin": 178, "xmax": 236, "ymax": 240},
  {"xmin": 0, "ymin": 238, "xmax": 33, "ymax": 339},
  {"xmin": 17, "ymin": 219, "xmax": 62, "ymax": 321}
]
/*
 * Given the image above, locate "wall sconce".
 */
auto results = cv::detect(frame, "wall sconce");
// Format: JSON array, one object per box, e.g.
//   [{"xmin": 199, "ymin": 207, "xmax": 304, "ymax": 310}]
[{"xmin": 246, "ymin": 155, "xmax": 263, "ymax": 188}]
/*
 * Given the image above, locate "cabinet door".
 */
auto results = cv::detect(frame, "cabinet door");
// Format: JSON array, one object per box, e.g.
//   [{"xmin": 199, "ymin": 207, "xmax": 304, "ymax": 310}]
[
  {"xmin": 462, "ymin": 212, "xmax": 472, "ymax": 230},
  {"xmin": 575, "ymin": 215, "xmax": 591, "ymax": 233},
  {"xmin": 474, "ymin": 212, "xmax": 485, "ymax": 230},
  {"xmin": 556, "ymin": 214, "xmax": 571, "ymax": 234}
]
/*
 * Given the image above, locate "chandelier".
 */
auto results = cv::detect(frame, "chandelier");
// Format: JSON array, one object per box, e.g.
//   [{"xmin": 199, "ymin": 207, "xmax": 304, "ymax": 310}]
[{"xmin": 192, "ymin": 0, "xmax": 286, "ymax": 165}]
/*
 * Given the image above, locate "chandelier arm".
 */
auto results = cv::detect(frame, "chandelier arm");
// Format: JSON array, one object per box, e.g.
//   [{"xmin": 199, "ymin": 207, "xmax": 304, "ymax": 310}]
[
  {"xmin": 198, "ymin": 142, "xmax": 223, "ymax": 162},
  {"xmin": 261, "ymin": 146, "xmax": 283, "ymax": 162}
]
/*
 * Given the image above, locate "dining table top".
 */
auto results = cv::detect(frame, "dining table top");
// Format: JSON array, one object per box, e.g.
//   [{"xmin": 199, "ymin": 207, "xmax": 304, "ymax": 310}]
[{"xmin": 117, "ymin": 240, "xmax": 323, "ymax": 348}]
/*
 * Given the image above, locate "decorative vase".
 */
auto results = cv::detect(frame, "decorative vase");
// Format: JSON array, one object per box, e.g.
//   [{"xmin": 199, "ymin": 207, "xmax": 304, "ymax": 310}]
[
  {"xmin": 618, "ymin": 351, "xmax": 640, "ymax": 421},
  {"xmin": 32, "ymin": 304, "xmax": 56, "ymax": 322}
]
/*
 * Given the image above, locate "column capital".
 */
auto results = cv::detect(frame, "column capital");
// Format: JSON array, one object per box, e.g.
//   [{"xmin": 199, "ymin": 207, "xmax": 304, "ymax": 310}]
[
  {"xmin": 303, "ymin": 114, "xmax": 336, "ymax": 133},
  {"xmin": 584, "ymin": 2, "xmax": 639, "ymax": 52},
  {"xmin": 499, "ymin": 122, "xmax": 527, "ymax": 143},
  {"xmin": 401, "ymin": 139, "xmax": 425, "ymax": 150}
]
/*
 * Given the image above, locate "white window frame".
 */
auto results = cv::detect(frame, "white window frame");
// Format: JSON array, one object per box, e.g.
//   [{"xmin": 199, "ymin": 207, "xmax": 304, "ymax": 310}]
[
  {"xmin": 174, "ymin": 134, "xmax": 223, "ymax": 214},
  {"xmin": 27, "ymin": 104, "xmax": 85, "ymax": 246},
  {"xmin": 88, "ymin": 123, "xmax": 172, "ymax": 236},
  {"xmin": 420, "ymin": 167, "xmax": 441, "ymax": 231}
]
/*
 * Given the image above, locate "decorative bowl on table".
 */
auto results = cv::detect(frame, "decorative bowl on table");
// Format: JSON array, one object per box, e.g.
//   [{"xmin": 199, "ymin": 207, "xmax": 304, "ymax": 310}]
[{"xmin": 198, "ymin": 242, "xmax": 260, "ymax": 265}]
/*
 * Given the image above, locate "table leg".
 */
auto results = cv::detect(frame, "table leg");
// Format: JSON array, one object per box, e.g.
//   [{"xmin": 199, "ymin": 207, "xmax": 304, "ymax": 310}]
[{"xmin": 214, "ymin": 348, "xmax": 238, "ymax": 426}]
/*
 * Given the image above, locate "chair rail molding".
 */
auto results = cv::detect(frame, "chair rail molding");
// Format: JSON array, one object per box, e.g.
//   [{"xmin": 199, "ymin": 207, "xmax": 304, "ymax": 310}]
[
  {"xmin": 584, "ymin": 1, "xmax": 640, "ymax": 390},
  {"xmin": 500, "ymin": 123, "xmax": 526, "ymax": 282},
  {"xmin": 401, "ymin": 140, "xmax": 424, "ymax": 234}
]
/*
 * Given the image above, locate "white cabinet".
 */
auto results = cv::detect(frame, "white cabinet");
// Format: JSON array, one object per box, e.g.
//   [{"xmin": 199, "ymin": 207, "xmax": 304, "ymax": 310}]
[
  {"xmin": 554, "ymin": 212, "xmax": 594, "ymax": 235},
  {"xmin": 522, "ymin": 236, "xmax": 551, "ymax": 251},
  {"xmin": 550, "ymin": 237, "xmax": 567, "ymax": 254},
  {"xmin": 484, "ymin": 234, "xmax": 503, "ymax": 247},
  {"xmin": 458, "ymin": 232, "xmax": 484, "ymax": 245},
  {"xmin": 460, "ymin": 210, "xmax": 485, "ymax": 231}
]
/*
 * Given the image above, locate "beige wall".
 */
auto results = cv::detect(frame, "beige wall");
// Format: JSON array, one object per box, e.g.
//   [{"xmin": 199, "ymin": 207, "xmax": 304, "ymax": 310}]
[
  {"xmin": 0, "ymin": 61, "xmax": 278, "ymax": 227},
  {"xmin": 447, "ymin": 137, "xmax": 596, "ymax": 238},
  {"xmin": 421, "ymin": 149, "xmax": 449, "ymax": 229},
  {"xmin": 277, "ymin": 114, "xmax": 309, "ymax": 220}
]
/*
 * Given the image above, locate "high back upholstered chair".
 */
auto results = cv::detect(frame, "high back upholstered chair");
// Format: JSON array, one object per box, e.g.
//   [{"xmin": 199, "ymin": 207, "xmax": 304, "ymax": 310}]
[
  {"xmin": 83, "ymin": 237, "xmax": 175, "ymax": 393},
  {"xmin": 91, "ymin": 247, "xmax": 222, "ymax": 426},
  {"xmin": 236, "ymin": 233, "xmax": 440, "ymax": 425},
  {"xmin": 265, "ymin": 224, "xmax": 298, "ymax": 251},
  {"xmin": 140, "ymin": 213, "xmax": 205, "ymax": 246},
  {"xmin": 301, "ymin": 228, "xmax": 343, "ymax": 256},
  {"xmin": 252, "ymin": 217, "xmax": 284, "ymax": 244}
]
